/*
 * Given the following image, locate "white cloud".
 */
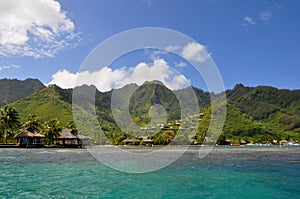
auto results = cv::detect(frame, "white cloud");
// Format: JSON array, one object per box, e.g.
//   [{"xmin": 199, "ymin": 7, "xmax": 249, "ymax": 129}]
[
  {"xmin": 259, "ymin": 11, "xmax": 272, "ymax": 24},
  {"xmin": 181, "ymin": 42, "xmax": 210, "ymax": 63},
  {"xmin": 165, "ymin": 42, "xmax": 210, "ymax": 63},
  {"xmin": 243, "ymin": 16, "xmax": 255, "ymax": 26},
  {"xmin": 175, "ymin": 62, "xmax": 187, "ymax": 68},
  {"xmin": 148, "ymin": 50, "xmax": 167, "ymax": 60},
  {"xmin": 0, "ymin": 64, "xmax": 21, "ymax": 71},
  {"xmin": 49, "ymin": 68, "xmax": 126, "ymax": 92},
  {"xmin": 165, "ymin": 45, "xmax": 181, "ymax": 52},
  {"xmin": 49, "ymin": 59, "xmax": 190, "ymax": 91},
  {"xmin": 169, "ymin": 74, "xmax": 189, "ymax": 89},
  {"xmin": 0, "ymin": 0, "xmax": 78, "ymax": 58}
]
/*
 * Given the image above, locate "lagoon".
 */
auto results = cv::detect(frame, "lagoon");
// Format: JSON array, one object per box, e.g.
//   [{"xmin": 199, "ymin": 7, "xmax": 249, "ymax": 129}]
[{"xmin": 0, "ymin": 146, "xmax": 299, "ymax": 198}]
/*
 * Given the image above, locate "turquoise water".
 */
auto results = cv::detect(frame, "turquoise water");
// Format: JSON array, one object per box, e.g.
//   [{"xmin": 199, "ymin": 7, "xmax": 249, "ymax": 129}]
[{"xmin": 0, "ymin": 146, "xmax": 299, "ymax": 198}]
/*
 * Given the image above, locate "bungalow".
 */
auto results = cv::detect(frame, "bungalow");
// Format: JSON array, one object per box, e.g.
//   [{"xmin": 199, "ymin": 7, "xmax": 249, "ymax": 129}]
[
  {"xmin": 57, "ymin": 129, "xmax": 79, "ymax": 147},
  {"xmin": 57, "ymin": 129, "xmax": 92, "ymax": 148},
  {"xmin": 78, "ymin": 134, "xmax": 92, "ymax": 146},
  {"xmin": 15, "ymin": 129, "xmax": 45, "ymax": 147}
]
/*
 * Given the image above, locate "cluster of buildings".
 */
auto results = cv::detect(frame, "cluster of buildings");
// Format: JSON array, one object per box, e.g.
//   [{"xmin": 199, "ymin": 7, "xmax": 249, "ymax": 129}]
[
  {"xmin": 121, "ymin": 136, "xmax": 153, "ymax": 145},
  {"xmin": 13, "ymin": 112, "xmax": 206, "ymax": 147},
  {"xmin": 138, "ymin": 113, "xmax": 204, "ymax": 131},
  {"xmin": 14, "ymin": 128, "xmax": 91, "ymax": 148},
  {"xmin": 120, "ymin": 113, "xmax": 205, "ymax": 145}
]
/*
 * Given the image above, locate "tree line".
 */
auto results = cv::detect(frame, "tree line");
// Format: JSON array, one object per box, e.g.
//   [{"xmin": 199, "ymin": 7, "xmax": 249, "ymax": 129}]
[{"xmin": 0, "ymin": 106, "xmax": 76, "ymax": 145}]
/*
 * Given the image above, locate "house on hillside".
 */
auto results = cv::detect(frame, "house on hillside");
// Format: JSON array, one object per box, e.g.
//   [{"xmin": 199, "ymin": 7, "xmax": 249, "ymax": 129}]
[
  {"xmin": 121, "ymin": 136, "xmax": 153, "ymax": 145},
  {"xmin": 15, "ymin": 129, "xmax": 45, "ymax": 147},
  {"xmin": 141, "ymin": 136, "xmax": 153, "ymax": 145},
  {"xmin": 121, "ymin": 137, "xmax": 140, "ymax": 145}
]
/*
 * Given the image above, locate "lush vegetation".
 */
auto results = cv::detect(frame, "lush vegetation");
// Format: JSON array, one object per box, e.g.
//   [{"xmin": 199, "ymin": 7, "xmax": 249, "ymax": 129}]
[
  {"xmin": 43, "ymin": 118, "xmax": 62, "ymax": 145},
  {"xmin": 1, "ymin": 79, "xmax": 300, "ymax": 145},
  {"xmin": 0, "ymin": 106, "xmax": 76, "ymax": 145},
  {"xmin": 226, "ymin": 84, "xmax": 300, "ymax": 142},
  {"xmin": 0, "ymin": 106, "xmax": 20, "ymax": 143}
]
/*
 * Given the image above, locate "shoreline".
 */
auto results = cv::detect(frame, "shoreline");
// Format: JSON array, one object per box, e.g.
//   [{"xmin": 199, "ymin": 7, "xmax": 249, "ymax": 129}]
[
  {"xmin": 1, "ymin": 143, "xmax": 299, "ymax": 149},
  {"xmin": 0, "ymin": 144, "xmax": 85, "ymax": 149}
]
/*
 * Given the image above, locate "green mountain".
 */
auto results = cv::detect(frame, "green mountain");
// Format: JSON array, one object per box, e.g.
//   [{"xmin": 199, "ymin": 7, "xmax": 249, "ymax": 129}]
[
  {"xmin": 129, "ymin": 81, "xmax": 181, "ymax": 124},
  {"xmin": 227, "ymin": 84, "xmax": 300, "ymax": 119},
  {"xmin": 0, "ymin": 78, "xmax": 45, "ymax": 106},
  {"xmin": 3, "ymin": 79, "xmax": 300, "ymax": 144},
  {"xmin": 9, "ymin": 85, "xmax": 74, "ymax": 125},
  {"xmin": 197, "ymin": 103, "xmax": 278, "ymax": 144},
  {"xmin": 227, "ymin": 84, "xmax": 300, "ymax": 138}
]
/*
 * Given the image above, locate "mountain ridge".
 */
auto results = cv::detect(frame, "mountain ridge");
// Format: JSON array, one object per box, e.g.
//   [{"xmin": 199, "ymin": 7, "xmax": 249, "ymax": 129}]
[
  {"xmin": 0, "ymin": 78, "xmax": 45, "ymax": 106},
  {"xmin": 1, "ymin": 78, "xmax": 300, "ymax": 143}
]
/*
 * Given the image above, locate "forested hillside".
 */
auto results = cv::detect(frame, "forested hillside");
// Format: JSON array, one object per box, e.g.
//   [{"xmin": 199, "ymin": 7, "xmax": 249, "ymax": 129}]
[{"xmin": 1, "ymin": 79, "xmax": 299, "ymax": 144}]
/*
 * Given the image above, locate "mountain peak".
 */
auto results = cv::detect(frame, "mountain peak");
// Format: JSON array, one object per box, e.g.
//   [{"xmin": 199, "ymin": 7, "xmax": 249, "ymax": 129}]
[
  {"xmin": 233, "ymin": 83, "xmax": 245, "ymax": 90},
  {"xmin": 0, "ymin": 78, "xmax": 45, "ymax": 106},
  {"xmin": 142, "ymin": 80, "xmax": 165, "ymax": 86}
]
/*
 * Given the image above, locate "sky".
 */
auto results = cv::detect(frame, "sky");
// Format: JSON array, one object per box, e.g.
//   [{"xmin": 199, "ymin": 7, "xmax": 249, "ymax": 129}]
[{"xmin": 0, "ymin": 0, "xmax": 300, "ymax": 92}]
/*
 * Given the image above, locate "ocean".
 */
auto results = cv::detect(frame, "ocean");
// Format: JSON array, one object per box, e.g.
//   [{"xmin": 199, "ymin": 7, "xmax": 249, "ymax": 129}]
[{"xmin": 0, "ymin": 146, "xmax": 299, "ymax": 198}]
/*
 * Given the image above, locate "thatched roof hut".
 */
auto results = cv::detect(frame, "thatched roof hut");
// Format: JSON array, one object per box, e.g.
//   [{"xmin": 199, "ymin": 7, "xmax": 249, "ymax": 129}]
[
  {"xmin": 15, "ymin": 129, "xmax": 45, "ymax": 147},
  {"xmin": 77, "ymin": 134, "xmax": 92, "ymax": 146},
  {"xmin": 57, "ymin": 129, "xmax": 79, "ymax": 147},
  {"xmin": 15, "ymin": 130, "xmax": 35, "ymax": 138},
  {"xmin": 57, "ymin": 129, "xmax": 92, "ymax": 147},
  {"xmin": 59, "ymin": 129, "xmax": 78, "ymax": 139}
]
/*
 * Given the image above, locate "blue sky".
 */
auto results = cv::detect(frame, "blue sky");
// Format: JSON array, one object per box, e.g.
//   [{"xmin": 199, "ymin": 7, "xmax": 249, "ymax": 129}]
[{"xmin": 0, "ymin": 0, "xmax": 300, "ymax": 91}]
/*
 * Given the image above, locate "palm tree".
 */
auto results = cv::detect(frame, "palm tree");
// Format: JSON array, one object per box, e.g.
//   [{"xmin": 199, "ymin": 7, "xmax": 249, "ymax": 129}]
[
  {"xmin": 23, "ymin": 114, "xmax": 41, "ymax": 132},
  {"xmin": 0, "ymin": 106, "xmax": 20, "ymax": 144},
  {"xmin": 43, "ymin": 118, "xmax": 62, "ymax": 145},
  {"xmin": 66, "ymin": 121, "xmax": 78, "ymax": 136}
]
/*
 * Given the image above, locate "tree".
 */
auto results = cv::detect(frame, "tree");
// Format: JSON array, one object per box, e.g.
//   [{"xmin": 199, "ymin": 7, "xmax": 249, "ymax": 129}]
[
  {"xmin": 66, "ymin": 121, "xmax": 78, "ymax": 136},
  {"xmin": 217, "ymin": 134, "xmax": 227, "ymax": 145},
  {"xmin": 23, "ymin": 114, "xmax": 41, "ymax": 132},
  {"xmin": 43, "ymin": 119, "xmax": 62, "ymax": 145},
  {"xmin": 0, "ymin": 106, "xmax": 20, "ymax": 144}
]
